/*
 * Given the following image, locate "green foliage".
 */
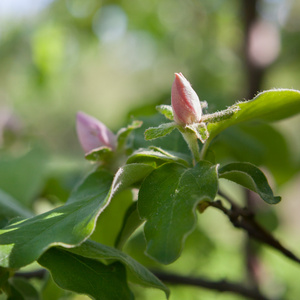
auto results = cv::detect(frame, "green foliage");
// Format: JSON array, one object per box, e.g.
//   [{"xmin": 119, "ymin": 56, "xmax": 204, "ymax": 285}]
[
  {"xmin": 0, "ymin": 148, "xmax": 48, "ymax": 207},
  {"xmin": 156, "ymin": 105, "xmax": 174, "ymax": 121},
  {"xmin": 63, "ymin": 240, "xmax": 169, "ymax": 296},
  {"xmin": 144, "ymin": 123, "xmax": 177, "ymax": 140},
  {"xmin": 39, "ymin": 247, "xmax": 133, "ymax": 300},
  {"xmin": 207, "ymin": 89, "xmax": 300, "ymax": 142},
  {"xmin": 219, "ymin": 162, "xmax": 281, "ymax": 204},
  {"xmin": 0, "ymin": 170, "xmax": 113, "ymax": 269},
  {"xmin": 138, "ymin": 161, "xmax": 218, "ymax": 264},
  {"xmin": 1, "ymin": 1, "xmax": 300, "ymax": 299},
  {"xmin": 127, "ymin": 147, "xmax": 190, "ymax": 167}
]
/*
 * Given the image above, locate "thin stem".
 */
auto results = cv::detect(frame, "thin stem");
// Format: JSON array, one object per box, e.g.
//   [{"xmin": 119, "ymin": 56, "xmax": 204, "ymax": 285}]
[
  {"xmin": 200, "ymin": 140, "xmax": 210, "ymax": 160},
  {"xmin": 181, "ymin": 130, "xmax": 201, "ymax": 164},
  {"xmin": 152, "ymin": 270, "xmax": 271, "ymax": 300},
  {"xmin": 209, "ymin": 196, "xmax": 300, "ymax": 265}
]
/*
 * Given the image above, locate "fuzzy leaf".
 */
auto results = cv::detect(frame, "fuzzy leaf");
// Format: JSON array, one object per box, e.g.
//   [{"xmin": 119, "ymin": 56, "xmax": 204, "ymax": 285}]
[
  {"xmin": 219, "ymin": 162, "xmax": 281, "ymax": 204},
  {"xmin": 85, "ymin": 146, "xmax": 113, "ymax": 161},
  {"xmin": 117, "ymin": 120, "xmax": 143, "ymax": 150},
  {"xmin": 186, "ymin": 123, "xmax": 209, "ymax": 143},
  {"xmin": 127, "ymin": 147, "xmax": 190, "ymax": 167},
  {"xmin": 38, "ymin": 247, "xmax": 133, "ymax": 300},
  {"xmin": 207, "ymin": 89, "xmax": 300, "ymax": 141},
  {"xmin": 156, "ymin": 105, "xmax": 174, "ymax": 120},
  {"xmin": 138, "ymin": 161, "xmax": 218, "ymax": 264},
  {"xmin": 0, "ymin": 164, "xmax": 154, "ymax": 268},
  {"xmin": 144, "ymin": 123, "xmax": 177, "ymax": 141}
]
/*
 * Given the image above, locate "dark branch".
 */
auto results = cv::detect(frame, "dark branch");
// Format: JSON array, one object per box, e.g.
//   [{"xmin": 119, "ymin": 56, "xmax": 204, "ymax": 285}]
[
  {"xmin": 14, "ymin": 269, "xmax": 47, "ymax": 280},
  {"xmin": 153, "ymin": 270, "xmax": 271, "ymax": 300},
  {"xmin": 208, "ymin": 194, "xmax": 300, "ymax": 264}
]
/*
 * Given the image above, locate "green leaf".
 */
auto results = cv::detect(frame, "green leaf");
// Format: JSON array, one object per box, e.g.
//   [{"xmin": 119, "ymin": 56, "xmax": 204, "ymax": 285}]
[
  {"xmin": 0, "ymin": 163, "xmax": 154, "ymax": 269},
  {"xmin": 127, "ymin": 147, "xmax": 190, "ymax": 167},
  {"xmin": 219, "ymin": 162, "xmax": 281, "ymax": 204},
  {"xmin": 138, "ymin": 161, "xmax": 219, "ymax": 264},
  {"xmin": 0, "ymin": 147, "xmax": 48, "ymax": 207},
  {"xmin": 210, "ymin": 123, "xmax": 297, "ymax": 185},
  {"xmin": 9, "ymin": 278, "xmax": 40, "ymax": 300},
  {"xmin": 156, "ymin": 105, "xmax": 174, "ymax": 120},
  {"xmin": 85, "ymin": 146, "xmax": 113, "ymax": 161},
  {"xmin": 0, "ymin": 170, "xmax": 113, "ymax": 269},
  {"xmin": 201, "ymin": 105, "xmax": 240, "ymax": 123},
  {"xmin": 0, "ymin": 190, "xmax": 33, "ymax": 220},
  {"xmin": 90, "ymin": 190, "xmax": 134, "ymax": 247},
  {"xmin": 186, "ymin": 123, "xmax": 209, "ymax": 143},
  {"xmin": 117, "ymin": 120, "xmax": 143, "ymax": 150},
  {"xmin": 130, "ymin": 114, "xmax": 190, "ymax": 154},
  {"xmin": 38, "ymin": 247, "xmax": 133, "ymax": 300},
  {"xmin": 115, "ymin": 202, "xmax": 143, "ymax": 250},
  {"xmin": 144, "ymin": 123, "xmax": 176, "ymax": 140},
  {"xmin": 207, "ymin": 89, "xmax": 300, "ymax": 141},
  {"xmin": 65, "ymin": 240, "xmax": 169, "ymax": 298}
]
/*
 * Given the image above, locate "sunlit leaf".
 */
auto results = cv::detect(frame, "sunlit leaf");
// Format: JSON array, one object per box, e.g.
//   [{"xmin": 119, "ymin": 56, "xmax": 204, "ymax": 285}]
[
  {"xmin": 0, "ymin": 164, "xmax": 154, "ymax": 269},
  {"xmin": 156, "ymin": 105, "xmax": 174, "ymax": 120},
  {"xmin": 144, "ymin": 123, "xmax": 176, "ymax": 140},
  {"xmin": 207, "ymin": 89, "xmax": 300, "ymax": 141}
]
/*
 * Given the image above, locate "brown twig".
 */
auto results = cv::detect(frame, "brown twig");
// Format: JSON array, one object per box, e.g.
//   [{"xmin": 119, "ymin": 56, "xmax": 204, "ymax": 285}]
[
  {"xmin": 153, "ymin": 270, "xmax": 272, "ymax": 300},
  {"xmin": 209, "ymin": 195, "xmax": 300, "ymax": 264}
]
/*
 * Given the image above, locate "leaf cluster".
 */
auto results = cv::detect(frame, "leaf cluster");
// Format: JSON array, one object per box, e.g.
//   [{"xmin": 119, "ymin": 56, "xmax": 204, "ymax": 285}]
[{"xmin": 0, "ymin": 89, "xmax": 300, "ymax": 299}]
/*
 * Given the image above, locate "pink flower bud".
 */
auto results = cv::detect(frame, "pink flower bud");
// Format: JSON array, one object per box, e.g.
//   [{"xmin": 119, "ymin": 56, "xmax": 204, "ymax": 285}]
[
  {"xmin": 76, "ymin": 111, "xmax": 116, "ymax": 153},
  {"xmin": 171, "ymin": 73, "xmax": 202, "ymax": 125}
]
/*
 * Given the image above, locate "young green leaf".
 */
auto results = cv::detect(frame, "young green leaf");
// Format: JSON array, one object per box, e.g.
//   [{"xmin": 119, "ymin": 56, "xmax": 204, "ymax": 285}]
[
  {"xmin": 138, "ymin": 161, "xmax": 218, "ymax": 264},
  {"xmin": 0, "ymin": 164, "xmax": 155, "ymax": 269},
  {"xmin": 127, "ymin": 147, "xmax": 190, "ymax": 167},
  {"xmin": 186, "ymin": 123, "xmax": 209, "ymax": 143},
  {"xmin": 65, "ymin": 240, "xmax": 170, "ymax": 298},
  {"xmin": 38, "ymin": 247, "xmax": 133, "ymax": 300},
  {"xmin": 85, "ymin": 146, "xmax": 114, "ymax": 161},
  {"xmin": 116, "ymin": 120, "xmax": 143, "ymax": 150},
  {"xmin": 156, "ymin": 105, "xmax": 174, "ymax": 120},
  {"xmin": 144, "ymin": 123, "xmax": 177, "ymax": 140},
  {"xmin": 219, "ymin": 162, "xmax": 281, "ymax": 204},
  {"xmin": 207, "ymin": 89, "xmax": 300, "ymax": 141}
]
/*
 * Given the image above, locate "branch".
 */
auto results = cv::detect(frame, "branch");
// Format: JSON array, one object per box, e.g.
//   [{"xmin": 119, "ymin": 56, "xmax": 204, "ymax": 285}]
[
  {"xmin": 152, "ymin": 270, "xmax": 271, "ymax": 300},
  {"xmin": 14, "ymin": 269, "xmax": 47, "ymax": 280},
  {"xmin": 209, "ymin": 193, "xmax": 300, "ymax": 264}
]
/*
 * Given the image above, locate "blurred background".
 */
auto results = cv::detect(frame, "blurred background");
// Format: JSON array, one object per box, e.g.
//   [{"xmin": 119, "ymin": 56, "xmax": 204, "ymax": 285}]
[{"xmin": 0, "ymin": 0, "xmax": 300, "ymax": 299}]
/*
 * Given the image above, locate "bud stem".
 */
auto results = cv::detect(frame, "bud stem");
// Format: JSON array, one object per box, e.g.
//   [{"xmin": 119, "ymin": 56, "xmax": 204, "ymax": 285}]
[
  {"xmin": 180, "ymin": 129, "xmax": 201, "ymax": 164},
  {"xmin": 200, "ymin": 140, "xmax": 210, "ymax": 160}
]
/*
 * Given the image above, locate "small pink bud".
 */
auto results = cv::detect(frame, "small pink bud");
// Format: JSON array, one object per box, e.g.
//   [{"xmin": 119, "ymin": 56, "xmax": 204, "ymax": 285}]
[
  {"xmin": 171, "ymin": 73, "xmax": 202, "ymax": 125},
  {"xmin": 76, "ymin": 111, "xmax": 116, "ymax": 153}
]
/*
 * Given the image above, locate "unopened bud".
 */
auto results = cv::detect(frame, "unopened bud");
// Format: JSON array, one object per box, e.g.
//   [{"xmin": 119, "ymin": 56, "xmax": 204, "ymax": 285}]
[
  {"xmin": 171, "ymin": 73, "xmax": 202, "ymax": 125},
  {"xmin": 76, "ymin": 111, "xmax": 116, "ymax": 153}
]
